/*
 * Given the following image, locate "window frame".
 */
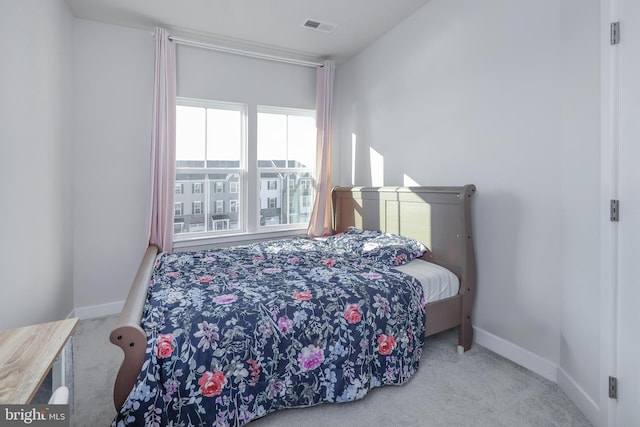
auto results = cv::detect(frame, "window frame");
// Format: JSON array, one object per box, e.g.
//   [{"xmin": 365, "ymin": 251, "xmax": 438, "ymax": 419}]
[
  {"xmin": 173, "ymin": 98, "xmax": 315, "ymax": 248},
  {"xmin": 174, "ymin": 98, "xmax": 247, "ymax": 243},
  {"xmin": 256, "ymin": 105, "xmax": 316, "ymax": 233}
]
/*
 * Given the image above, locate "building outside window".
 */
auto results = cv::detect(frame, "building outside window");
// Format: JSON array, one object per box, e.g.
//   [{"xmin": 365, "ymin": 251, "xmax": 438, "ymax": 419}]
[
  {"xmin": 193, "ymin": 201, "xmax": 203, "ymax": 215},
  {"xmin": 175, "ymin": 183, "xmax": 183, "ymax": 195},
  {"xmin": 230, "ymin": 200, "xmax": 238, "ymax": 213},
  {"xmin": 215, "ymin": 181, "xmax": 224, "ymax": 193},
  {"xmin": 174, "ymin": 202, "xmax": 183, "ymax": 216},
  {"xmin": 192, "ymin": 182, "xmax": 203, "ymax": 194}
]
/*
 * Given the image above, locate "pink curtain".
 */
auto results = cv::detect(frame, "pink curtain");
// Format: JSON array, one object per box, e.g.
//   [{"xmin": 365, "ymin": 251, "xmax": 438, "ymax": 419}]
[
  {"xmin": 147, "ymin": 28, "xmax": 176, "ymax": 252},
  {"xmin": 307, "ymin": 60, "xmax": 336, "ymax": 237}
]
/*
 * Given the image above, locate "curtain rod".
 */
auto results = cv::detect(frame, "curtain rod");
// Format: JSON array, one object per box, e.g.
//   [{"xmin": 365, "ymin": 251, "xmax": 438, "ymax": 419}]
[{"xmin": 168, "ymin": 36, "xmax": 324, "ymax": 68}]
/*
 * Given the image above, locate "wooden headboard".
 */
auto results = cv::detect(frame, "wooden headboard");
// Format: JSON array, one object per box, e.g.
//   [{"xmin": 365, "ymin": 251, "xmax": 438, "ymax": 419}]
[
  {"xmin": 332, "ymin": 185, "xmax": 477, "ymax": 349},
  {"xmin": 332, "ymin": 185, "xmax": 476, "ymax": 274}
]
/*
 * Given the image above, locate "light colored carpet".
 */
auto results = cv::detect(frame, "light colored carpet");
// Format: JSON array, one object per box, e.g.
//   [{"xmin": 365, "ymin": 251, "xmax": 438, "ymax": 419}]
[{"xmin": 71, "ymin": 316, "xmax": 592, "ymax": 427}]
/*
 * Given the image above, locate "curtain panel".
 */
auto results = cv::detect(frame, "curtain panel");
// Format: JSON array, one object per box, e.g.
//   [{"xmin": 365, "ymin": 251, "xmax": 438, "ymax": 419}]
[
  {"xmin": 307, "ymin": 60, "xmax": 335, "ymax": 237},
  {"xmin": 147, "ymin": 27, "xmax": 177, "ymax": 252}
]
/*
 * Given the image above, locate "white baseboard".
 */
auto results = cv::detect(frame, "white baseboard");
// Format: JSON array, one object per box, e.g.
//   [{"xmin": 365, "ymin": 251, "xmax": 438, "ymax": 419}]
[
  {"xmin": 557, "ymin": 367, "xmax": 600, "ymax": 426},
  {"xmin": 473, "ymin": 326, "xmax": 557, "ymax": 382},
  {"xmin": 73, "ymin": 300, "xmax": 124, "ymax": 320}
]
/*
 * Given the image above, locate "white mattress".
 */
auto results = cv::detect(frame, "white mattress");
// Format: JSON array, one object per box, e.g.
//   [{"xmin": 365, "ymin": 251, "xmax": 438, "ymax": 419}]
[{"xmin": 394, "ymin": 260, "xmax": 460, "ymax": 304}]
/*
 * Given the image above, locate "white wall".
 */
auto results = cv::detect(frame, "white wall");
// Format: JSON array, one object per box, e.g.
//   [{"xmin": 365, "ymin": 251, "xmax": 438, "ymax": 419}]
[
  {"xmin": 558, "ymin": 0, "xmax": 602, "ymax": 419},
  {"xmin": 0, "ymin": 0, "xmax": 74, "ymax": 329},
  {"xmin": 334, "ymin": 0, "xmax": 601, "ymax": 422},
  {"xmin": 72, "ymin": 20, "xmax": 154, "ymax": 311}
]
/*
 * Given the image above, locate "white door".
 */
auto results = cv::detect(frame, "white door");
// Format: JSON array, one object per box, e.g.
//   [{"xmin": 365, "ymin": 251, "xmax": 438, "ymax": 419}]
[{"xmin": 616, "ymin": 0, "xmax": 640, "ymax": 424}]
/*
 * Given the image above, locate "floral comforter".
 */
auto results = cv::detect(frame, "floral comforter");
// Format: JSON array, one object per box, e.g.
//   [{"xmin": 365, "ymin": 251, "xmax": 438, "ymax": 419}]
[{"xmin": 112, "ymin": 235, "xmax": 426, "ymax": 427}]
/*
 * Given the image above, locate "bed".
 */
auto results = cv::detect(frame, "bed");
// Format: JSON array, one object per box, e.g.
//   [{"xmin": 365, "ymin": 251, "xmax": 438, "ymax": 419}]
[{"xmin": 109, "ymin": 185, "xmax": 476, "ymax": 426}]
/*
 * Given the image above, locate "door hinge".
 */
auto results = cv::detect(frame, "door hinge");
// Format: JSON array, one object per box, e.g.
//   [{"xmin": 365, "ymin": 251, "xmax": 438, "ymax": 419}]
[
  {"xmin": 611, "ymin": 22, "xmax": 620, "ymax": 45},
  {"xmin": 610, "ymin": 199, "xmax": 619, "ymax": 222},
  {"xmin": 609, "ymin": 376, "xmax": 618, "ymax": 399}
]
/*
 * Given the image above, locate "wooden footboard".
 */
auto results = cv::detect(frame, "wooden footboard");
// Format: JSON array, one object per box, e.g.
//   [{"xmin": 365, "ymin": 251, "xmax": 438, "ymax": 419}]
[{"xmin": 109, "ymin": 245, "xmax": 159, "ymax": 410}]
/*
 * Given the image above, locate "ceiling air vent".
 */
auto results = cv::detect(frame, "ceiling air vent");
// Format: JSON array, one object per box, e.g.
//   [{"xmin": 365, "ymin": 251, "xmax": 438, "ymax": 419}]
[{"xmin": 302, "ymin": 19, "xmax": 337, "ymax": 33}]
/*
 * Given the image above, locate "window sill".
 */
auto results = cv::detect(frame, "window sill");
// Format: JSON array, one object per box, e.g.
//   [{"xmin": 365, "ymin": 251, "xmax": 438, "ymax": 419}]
[{"xmin": 172, "ymin": 228, "xmax": 309, "ymax": 252}]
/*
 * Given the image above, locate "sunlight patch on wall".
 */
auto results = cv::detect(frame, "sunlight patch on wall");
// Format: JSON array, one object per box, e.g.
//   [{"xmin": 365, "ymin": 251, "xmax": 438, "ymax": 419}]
[
  {"xmin": 403, "ymin": 174, "xmax": 420, "ymax": 186},
  {"xmin": 369, "ymin": 147, "xmax": 384, "ymax": 186}
]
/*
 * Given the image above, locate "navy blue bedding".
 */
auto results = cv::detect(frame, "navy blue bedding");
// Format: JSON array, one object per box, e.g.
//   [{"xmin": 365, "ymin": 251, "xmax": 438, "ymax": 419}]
[{"xmin": 112, "ymin": 236, "xmax": 426, "ymax": 426}]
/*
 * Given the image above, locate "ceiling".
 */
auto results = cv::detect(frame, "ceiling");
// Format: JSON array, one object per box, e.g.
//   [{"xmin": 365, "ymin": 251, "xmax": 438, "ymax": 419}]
[{"xmin": 65, "ymin": 0, "xmax": 430, "ymax": 63}]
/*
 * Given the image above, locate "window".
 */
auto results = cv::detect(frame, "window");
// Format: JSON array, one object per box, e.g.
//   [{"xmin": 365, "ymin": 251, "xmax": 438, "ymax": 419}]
[
  {"xmin": 174, "ymin": 202, "xmax": 183, "ymax": 217},
  {"xmin": 192, "ymin": 201, "xmax": 203, "ymax": 215},
  {"xmin": 175, "ymin": 99, "xmax": 315, "ymax": 241},
  {"xmin": 213, "ymin": 219, "xmax": 229, "ymax": 231},
  {"xmin": 175, "ymin": 100, "xmax": 244, "ymax": 237}
]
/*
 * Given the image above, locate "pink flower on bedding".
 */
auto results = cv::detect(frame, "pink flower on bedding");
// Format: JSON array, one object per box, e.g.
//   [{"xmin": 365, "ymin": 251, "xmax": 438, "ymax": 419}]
[
  {"xmin": 277, "ymin": 316, "xmax": 292, "ymax": 334},
  {"xmin": 292, "ymin": 291, "xmax": 312, "ymax": 301},
  {"xmin": 360, "ymin": 272, "xmax": 382, "ymax": 280},
  {"xmin": 394, "ymin": 254, "xmax": 408, "ymax": 265},
  {"xmin": 198, "ymin": 371, "xmax": 226, "ymax": 397},
  {"xmin": 252, "ymin": 256, "xmax": 265, "ymax": 262},
  {"xmin": 157, "ymin": 333, "xmax": 175, "ymax": 359},
  {"xmin": 213, "ymin": 294, "xmax": 237, "ymax": 304},
  {"xmin": 288, "ymin": 257, "xmax": 299, "ymax": 264},
  {"xmin": 166, "ymin": 271, "xmax": 180, "ymax": 278},
  {"xmin": 343, "ymin": 304, "xmax": 362, "ymax": 324},
  {"xmin": 321, "ymin": 259, "xmax": 336, "ymax": 267},
  {"xmin": 198, "ymin": 275, "xmax": 214, "ymax": 283},
  {"xmin": 377, "ymin": 334, "xmax": 396, "ymax": 356},
  {"xmin": 247, "ymin": 359, "xmax": 261, "ymax": 386},
  {"xmin": 298, "ymin": 344, "xmax": 324, "ymax": 372}
]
